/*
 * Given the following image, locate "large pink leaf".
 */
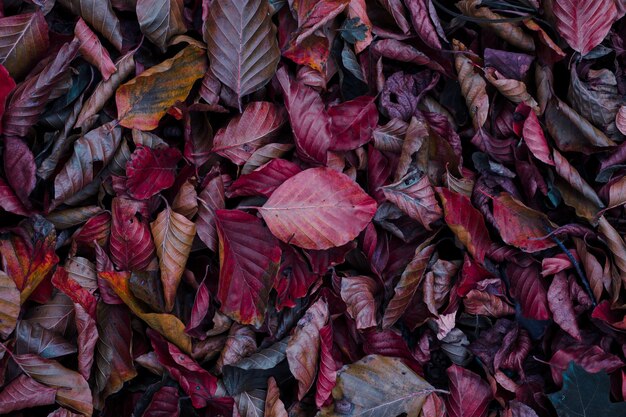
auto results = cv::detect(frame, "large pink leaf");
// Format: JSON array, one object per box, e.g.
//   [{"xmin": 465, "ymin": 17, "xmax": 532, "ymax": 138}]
[
  {"xmin": 212, "ymin": 101, "xmax": 286, "ymax": 165},
  {"xmin": 126, "ymin": 145, "xmax": 182, "ymax": 200},
  {"xmin": 259, "ymin": 167, "xmax": 377, "ymax": 250},
  {"xmin": 215, "ymin": 209, "xmax": 282, "ymax": 327},
  {"xmin": 328, "ymin": 95, "xmax": 378, "ymax": 151},
  {"xmin": 553, "ymin": 0, "xmax": 617, "ymax": 56},
  {"xmin": 276, "ymin": 67, "xmax": 332, "ymax": 165}
]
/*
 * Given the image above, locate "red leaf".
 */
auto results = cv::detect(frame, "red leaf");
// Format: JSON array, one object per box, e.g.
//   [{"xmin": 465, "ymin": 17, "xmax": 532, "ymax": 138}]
[
  {"xmin": 549, "ymin": 345, "xmax": 623, "ymax": 385},
  {"xmin": 514, "ymin": 103, "xmax": 554, "ymax": 166},
  {"xmin": 259, "ymin": 167, "xmax": 377, "ymax": 250},
  {"xmin": 405, "ymin": 0, "xmax": 442, "ymax": 50},
  {"xmin": 227, "ymin": 159, "xmax": 301, "ymax": 198},
  {"xmin": 109, "ymin": 197, "xmax": 155, "ymax": 271},
  {"xmin": 0, "ymin": 63, "xmax": 15, "ymax": 134},
  {"xmin": 274, "ymin": 242, "xmax": 317, "ymax": 310},
  {"xmin": 215, "ymin": 209, "xmax": 282, "ymax": 327},
  {"xmin": 315, "ymin": 323, "xmax": 337, "ymax": 408},
  {"xmin": 0, "ymin": 374, "xmax": 57, "ymax": 414},
  {"xmin": 437, "ymin": 187, "xmax": 492, "ymax": 263},
  {"xmin": 491, "ymin": 192, "xmax": 557, "ymax": 253},
  {"xmin": 3, "ymin": 136, "xmax": 35, "ymax": 207},
  {"xmin": 276, "ymin": 67, "xmax": 332, "ymax": 165},
  {"xmin": 328, "ymin": 95, "xmax": 378, "ymax": 151},
  {"xmin": 290, "ymin": 0, "xmax": 350, "ymax": 43},
  {"xmin": 126, "ymin": 145, "xmax": 182, "ymax": 200},
  {"xmin": 0, "ymin": 177, "xmax": 29, "ymax": 216},
  {"xmin": 212, "ymin": 101, "xmax": 286, "ymax": 165},
  {"xmin": 445, "ymin": 364, "xmax": 493, "ymax": 417},
  {"xmin": 506, "ymin": 262, "xmax": 550, "ymax": 321},
  {"xmin": 553, "ymin": 0, "xmax": 618, "ymax": 56},
  {"xmin": 148, "ymin": 329, "xmax": 218, "ymax": 408},
  {"xmin": 196, "ymin": 174, "xmax": 226, "ymax": 252},
  {"xmin": 142, "ymin": 386, "xmax": 180, "ymax": 417},
  {"xmin": 74, "ymin": 18, "xmax": 116, "ymax": 80}
]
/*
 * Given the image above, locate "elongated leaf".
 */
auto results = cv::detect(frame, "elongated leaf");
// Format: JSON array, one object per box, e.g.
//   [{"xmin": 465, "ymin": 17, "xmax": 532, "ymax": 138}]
[
  {"xmin": 259, "ymin": 168, "xmax": 377, "ymax": 250},
  {"xmin": 406, "ymin": 0, "xmax": 441, "ymax": 50},
  {"xmin": 74, "ymin": 18, "xmax": 116, "ymax": 80},
  {"xmin": 137, "ymin": 0, "xmax": 186, "ymax": 51},
  {"xmin": 287, "ymin": 298, "xmax": 329, "ymax": 399},
  {"xmin": 14, "ymin": 354, "xmax": 93, "ymax": 417},
  {"xmin": 0, "ymin": 270, "xmax": 19, "ymax": 338},
  {"xmin": 116, "ymin": 45, "xmax": 207, "ymax": 130},
  {"xmin": 0, "ymin": 374, "xmax": 57, "ymax": 414},
  {"xmin": 151, "ymin": 206, "xmax": 196, "ymax": 311},
  {"xmin": 553, "ymin": 0, "xmax": 617, "ymax": 56},
  {"xmin": 515, "ymin": 103, "xmax": 554, "ymax": 165},
  {"xmin": 0, "ymin": 11, "xmax": 49, "ymax": 79},
  {"xmin": 266, "ymin": 377, "xmax": 288, "ymax": 417},
  {"xmin": 506, "ymin": 262, "xmax": 550, "ymax": 320},
  {"xmin": 315, "ymin": 323, "xmax": 336, "ymax": 408},
  {"xmin": 453, "ymin": 39, "xmax": 489, "ymax": 130},
  {"xmin": 216, "ymin": 209, "xmax": 282, "ymax": 327},
  {"xmin": 196, "ymin": 174, "xmax": 225, "ymax": 252},
  {"xmin": 2, "ymin": 40, "xmax": 79, "ymax": 137},
  {"xmin": 4, "ymin": 133, "xmax": 35, "ymax": 208},
  {"xmin": 382, "ymin": 242, "xmax": 436, "ymax": 328},
  {"xmin": 319, "ymin": 355, "xmax": 435, "ymax": 417},
  {"xmin": 212, "ymin": 102, "xmax": 286, "ymax": 165},
  {"xmin": 94, "ymin": 303, "xmax": 136, "ymax": 408},
  {"xmin": 57, "ymin": 0, "xmax": 123, "ymax": 50},
  {"xmin": 52, "ymin": 122, "xmax": 122, "ymax": 208},
  {"xmin": 275, "ymin": 67, "xmax": 332, "ymax": 165},
  {"xmin": 227, "ymin": 159, "xmax": 301, "ymax": 198},
  {"xmin": 204, "ymin": 0, "xmax": 280, "ymax": 108}
]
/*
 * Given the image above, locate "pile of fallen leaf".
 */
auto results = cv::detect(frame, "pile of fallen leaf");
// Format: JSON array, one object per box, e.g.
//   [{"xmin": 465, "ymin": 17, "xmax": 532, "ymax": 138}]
[{"xmin": 1, "ymin": 0, "xmax": 626, "ymax": 416}]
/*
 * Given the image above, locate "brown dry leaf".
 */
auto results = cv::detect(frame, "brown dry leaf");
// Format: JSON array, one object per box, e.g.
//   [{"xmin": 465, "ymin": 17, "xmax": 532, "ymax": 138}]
[
  {"xmin": 0, "ymin": 270, "xmax": 20, "ymax": 338},
  {"xmin": 456, "ymin": 0, "xmax": 535, "ymax": 51},
  {"xmin": 151, "ymin": 206, "xmax": 196, "ymax": 312},
  {"xmin": 265, "ymin": 377, "xmax": 288, "ymax": 417},
  {"xmin": 340, "ymin": 276, "xmax": 378, "ymax": 329},
  {"xmin": 484, "ymin": 68, "xmax": 539, "ymax": 113},
  {"xmin": 453, "ymin": 40, "xmax": 489, "ymax": 130},
  {"xmin": 286, "ymin": 298, "xmax": 329, "ymax": 400}
]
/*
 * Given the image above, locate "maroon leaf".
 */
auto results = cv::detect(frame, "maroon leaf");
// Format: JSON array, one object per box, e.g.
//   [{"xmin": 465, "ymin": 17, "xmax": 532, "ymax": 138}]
[
  {"xmin": 315, "ymin": 323, "xmax": 337, "ymax": 408},
  {"xmin": 406, "ymin": 0, "xmax": 442, "ymax": 50},
  {"xmin": 437, "ymin": 187, "xmax": 492, "ymax": 263},
  {"xmin": 445, "ymin": 364, "xmax": 493, "ymax": 417},
  {"xmin": 196, "ymin": 174, "xmax": 226, "ymax": 252},
  {"xmin": 211, "ymin": 101, "xmax": 286, "ymax": 165},
  {"xmin": 142, "ymin": 386, "xmax": 180, "ymax": 417},
  {"xmin": 227, "ymin": 159, "xmax": 301, "ymax": 198},
  {"xmin": 547, "ymin": 272, "xmax": 582, "ymax": 341},
  {"xmin": 274, "ymin": 242, "xmax": 317, "ymax": 310},
  {"xmin": 340, "ymin": 275, "xmax": 378, "ymax": 329},
  {"xmin": 74, "ymin": 18, "xmax": 116, "ymax": 80},
  {"xmin": 216, "ymin": 209, "xmax": 282, "ymax": 327},
  {"xmin": 328, "ymin": 95, "xmax": 378, "ymax": 151},
  {"xmin": 0, "ymin": 11, "xmax": 49, "ymax": 79},
  {"xmin": 126, "ymin": 145, "xmax": 182, "ymax": 200},
  {"xmin": 148, "ymin": 329, "xmax": 218, "ymax": 408},
  {"xmin": 382, "ymin": 170, "xmax": 442, "ymax": 230},
  {"xmin": 0, "ymin": 63, "xmax": 16, "ymax": 134},
  {"xmin": 109, "ymin": 197, "xmax": 155, "ymax": 271},
  {"xmin": 506, "ymin": 262, "xmax": 550, "ymax": 321},
  {"xmin": 3, "ymin": 136, "xmax": 35, "ymax": 207},
  {"xmin": 276, "ymin": 67, "xmax": 332, "ymax": 165}
]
